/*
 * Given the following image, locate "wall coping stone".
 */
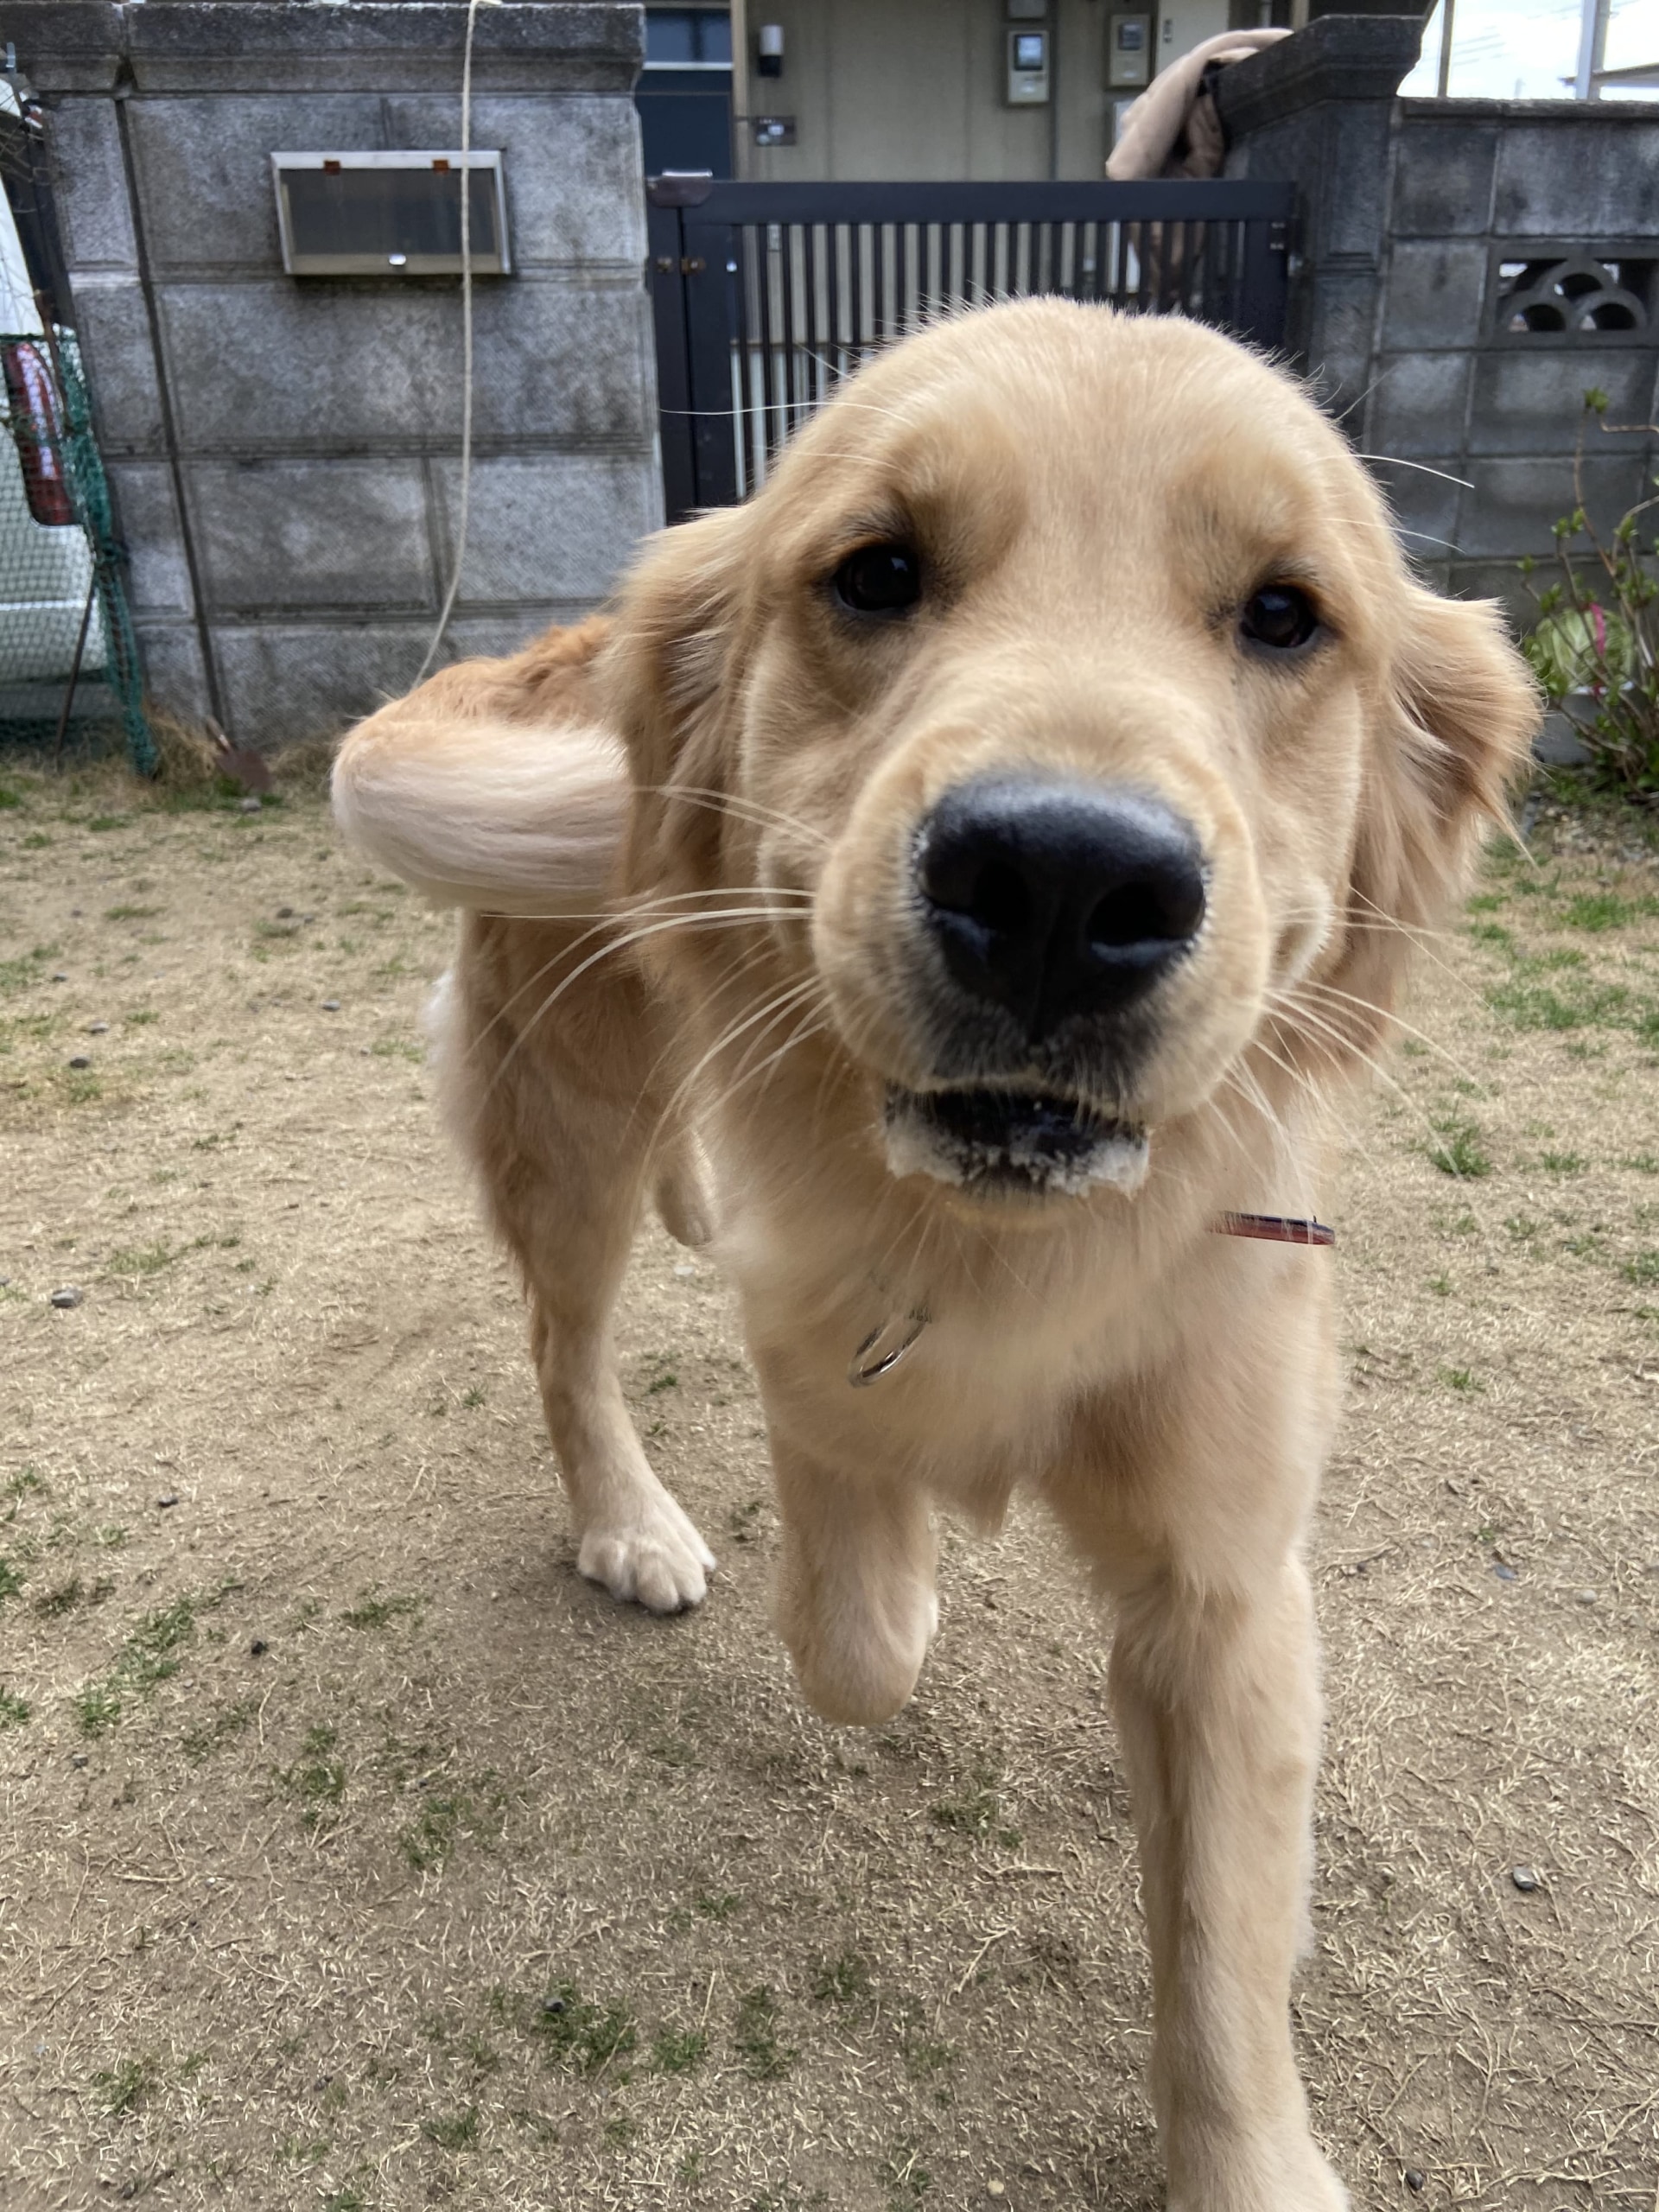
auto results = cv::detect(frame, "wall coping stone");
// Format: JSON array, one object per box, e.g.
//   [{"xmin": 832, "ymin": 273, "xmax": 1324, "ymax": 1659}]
[
  {"xmin": 1402, "ymin": 96, "xmax": 1659, "ymax": 123},
  {"xmin": 1216, "ymin": 15, "xmax": 1424, "ymax": 137},
  {"xmin": 3, "ymin": 4, "xmax": 124, "ymax": 93},
  {"xmin": 10, "ymin": 3, "xmax": 645, "ymax": 98}
]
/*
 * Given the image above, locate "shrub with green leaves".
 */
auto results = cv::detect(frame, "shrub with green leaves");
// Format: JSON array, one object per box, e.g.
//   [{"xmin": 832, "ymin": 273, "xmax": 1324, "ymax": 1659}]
[{"xmin": 1519, "ymin": 389, "xmax": 1659, "ymax": 800}]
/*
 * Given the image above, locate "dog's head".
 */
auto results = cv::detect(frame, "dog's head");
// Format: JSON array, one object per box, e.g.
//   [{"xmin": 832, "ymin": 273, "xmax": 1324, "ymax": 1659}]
[{"xmin": 607, "ymin": 302, "xmax": 1538, "ymax": 1205}]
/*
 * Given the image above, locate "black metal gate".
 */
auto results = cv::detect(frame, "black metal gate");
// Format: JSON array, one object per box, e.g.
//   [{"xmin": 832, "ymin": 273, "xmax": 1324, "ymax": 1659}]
[{"xmin": 647, "ymin": 176, "xmax": 1296, "ymax": 523}]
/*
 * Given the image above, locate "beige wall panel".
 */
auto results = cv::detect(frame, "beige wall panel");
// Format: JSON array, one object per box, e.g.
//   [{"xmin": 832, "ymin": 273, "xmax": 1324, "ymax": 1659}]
[
  {"xmin": 740, "ymin": 0, "xmax": 1236, "ymax": 183},
  {"xmin": 829, "ymin": 0, "xmax": 976, "ymax": 179}
]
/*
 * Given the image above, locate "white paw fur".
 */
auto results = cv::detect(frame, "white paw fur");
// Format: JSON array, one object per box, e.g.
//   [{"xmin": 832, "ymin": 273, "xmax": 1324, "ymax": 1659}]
[{"xmin": 576, "ymin": 1493, "xmax": 716, "ymax": 1615}]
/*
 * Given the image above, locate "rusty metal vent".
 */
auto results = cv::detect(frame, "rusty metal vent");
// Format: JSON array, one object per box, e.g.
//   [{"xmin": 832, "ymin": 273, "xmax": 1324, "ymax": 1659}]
[{"xmin": 271, "ymin": 152, "xmax": 510, "ymax": 277}]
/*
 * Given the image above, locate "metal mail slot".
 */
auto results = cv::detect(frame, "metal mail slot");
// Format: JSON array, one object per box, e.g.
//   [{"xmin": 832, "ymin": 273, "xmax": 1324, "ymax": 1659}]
[{"xmin": 271, "ymin": 151, "xmax": 510, "ymax": 276}]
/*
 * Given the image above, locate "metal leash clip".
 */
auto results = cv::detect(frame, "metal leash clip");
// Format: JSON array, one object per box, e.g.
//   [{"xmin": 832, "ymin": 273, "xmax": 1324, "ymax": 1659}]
[{"xmin": 849, "ymin": 1306, "xmax": 930, "ymax": 1389}]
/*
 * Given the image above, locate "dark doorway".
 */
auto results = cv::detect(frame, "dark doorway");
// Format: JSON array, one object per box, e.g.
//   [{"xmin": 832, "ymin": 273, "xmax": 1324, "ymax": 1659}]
[{"xmin": 635, "ymin": 6, "xmax": 734, "ymax": 180}]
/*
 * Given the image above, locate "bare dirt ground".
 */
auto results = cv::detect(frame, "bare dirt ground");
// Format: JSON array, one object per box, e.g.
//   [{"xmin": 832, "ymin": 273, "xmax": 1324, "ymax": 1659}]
[{"xmin": 0, "ymin": 760, "xmax": 1656, "ymax": 2212}]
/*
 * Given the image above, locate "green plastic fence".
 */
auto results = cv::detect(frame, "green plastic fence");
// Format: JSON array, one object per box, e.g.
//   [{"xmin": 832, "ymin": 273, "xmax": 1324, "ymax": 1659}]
[{"xmin": 0, "ymin": 327, "xmax": 156, "ymax": 774}]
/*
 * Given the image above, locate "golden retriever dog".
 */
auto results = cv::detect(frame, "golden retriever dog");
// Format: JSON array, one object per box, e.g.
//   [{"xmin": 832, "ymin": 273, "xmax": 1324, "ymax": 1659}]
[{"xmin": 334, "ymin": 299, "xmax": 1538, "ymax": 2209}]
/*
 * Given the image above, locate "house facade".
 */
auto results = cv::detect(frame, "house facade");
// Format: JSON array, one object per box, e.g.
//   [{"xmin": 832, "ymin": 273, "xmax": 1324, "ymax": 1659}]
[{"xmin": 641, "ymin": 0, "xmax": 1301, "ymax": 185}]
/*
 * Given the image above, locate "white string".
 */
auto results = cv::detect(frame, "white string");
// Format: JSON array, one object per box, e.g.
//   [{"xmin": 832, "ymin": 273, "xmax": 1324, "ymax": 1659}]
[{"xmin": 415, "ymin": 0, "xmax": 482, "ymax": 684}]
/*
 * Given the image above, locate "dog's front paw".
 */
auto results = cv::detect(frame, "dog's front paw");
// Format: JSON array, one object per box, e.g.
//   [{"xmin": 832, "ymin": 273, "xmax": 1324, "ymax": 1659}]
[
  {"xmin": 778, "ymin": 1567, "xmax": 937, "ymax": 1726},
  {"xmin": 1168, "ymin": 2144, "xmax": 1347, "ymax": 2212},
  {"xmin": 577, "ymin": 1494, "xmax": 715, "ymax": 1614}
]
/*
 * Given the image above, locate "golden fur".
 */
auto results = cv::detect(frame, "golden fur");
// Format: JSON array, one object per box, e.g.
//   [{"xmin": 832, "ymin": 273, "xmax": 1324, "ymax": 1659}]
[{"xmin": 334, "ymin": 302, "xmax": 1540, "ymax": 2209}]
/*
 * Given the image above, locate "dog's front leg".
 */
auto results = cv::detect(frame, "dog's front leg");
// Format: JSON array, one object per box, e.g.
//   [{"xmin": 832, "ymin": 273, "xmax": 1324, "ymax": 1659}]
[
  {"xmin": 766, "ymin": 1427, "xmax": 938, "ymax": 1727},
  {"xmin": 1109, "ymin": 1556, "xmax": 1344, "ymax": 2212}
]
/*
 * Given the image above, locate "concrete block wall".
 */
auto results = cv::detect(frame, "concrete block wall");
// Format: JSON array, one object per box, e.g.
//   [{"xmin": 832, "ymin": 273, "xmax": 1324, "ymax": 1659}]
[
  {"xmin": 1220, "ymin": 18, "xmax": 1659, "ymax": 625},
  {"xmin": 1370, "ymin": 100, "xmax": 1659, "ymax": 615},
  {"xmin": 11, "ymin": 1, "xmax": 659, "ymax": 748}
]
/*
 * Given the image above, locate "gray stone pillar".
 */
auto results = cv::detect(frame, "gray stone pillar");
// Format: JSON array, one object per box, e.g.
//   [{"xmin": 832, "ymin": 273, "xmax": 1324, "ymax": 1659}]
[
  {"xmin": 1217, "ymin": 13, "xmax": 1427, "ymax": 421},
  {"xmin": 10, "ymin": 1, "xmax": 656, "ymax": 749}
]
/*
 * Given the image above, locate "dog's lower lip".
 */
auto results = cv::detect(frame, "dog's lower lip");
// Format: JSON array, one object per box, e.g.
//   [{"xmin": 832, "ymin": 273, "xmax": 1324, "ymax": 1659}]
[
  {"xmin": 882, "ymin": 1084, "xmax": 1149, "ymax": 1198},
  {"xmin": 912, "ymin": 1086, "xmax": 1128, "ymax": 1156}
]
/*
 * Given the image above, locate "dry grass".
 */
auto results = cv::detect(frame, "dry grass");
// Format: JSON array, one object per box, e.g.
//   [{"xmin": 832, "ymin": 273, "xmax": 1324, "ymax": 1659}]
[{"xmin": 0, "ymin": 758, "xmax": 1656, "ymax": 2211}]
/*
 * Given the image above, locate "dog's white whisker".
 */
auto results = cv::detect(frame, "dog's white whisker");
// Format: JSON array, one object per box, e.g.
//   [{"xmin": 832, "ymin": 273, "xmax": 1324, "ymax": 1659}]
[
  {"xmin": 698, "ymin": 1011, "xmax": 835, "ymax": 1133},
  {"xmin": 490, "ymin": 911, "xmax": 816, "ymax": 1087},
  {"xmin": 655, "ymin": 976, "xmax": 829, "ymax": 1138},
  {"xmin": 1354, "ymin": 453, "xmax": 1476, "ymax": 491},
  {"xmin": 1242, "ymin": 1026, "xmax": 1386, "ymax": 1199},
  {"xmin": 1259, "ymin": 993, "xmax": 1478, "ymax": 1189},
  {"xmin": 1290, "ymin": 977, "xmax": 1487, "ymax": 1087},
  {"xmin": 467, "ymin": 894, "xmax": 817, "ymax": 1065},
  {"xmin": 641, "ymin": 783, "xmax": 834, "ymax": 849}
]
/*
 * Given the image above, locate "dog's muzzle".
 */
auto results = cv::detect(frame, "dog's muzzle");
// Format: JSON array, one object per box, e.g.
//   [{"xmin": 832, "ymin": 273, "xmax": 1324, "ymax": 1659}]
[{"xmin": 882, "ymin": 778, "xmax": 1204, "ymax": 1197}]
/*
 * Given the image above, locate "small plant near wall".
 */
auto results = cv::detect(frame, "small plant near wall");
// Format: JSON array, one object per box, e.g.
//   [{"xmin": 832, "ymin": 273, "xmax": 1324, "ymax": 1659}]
[{"xmin": 1520, "ymin": 389, "xmax": 1659, "ymax": 802}]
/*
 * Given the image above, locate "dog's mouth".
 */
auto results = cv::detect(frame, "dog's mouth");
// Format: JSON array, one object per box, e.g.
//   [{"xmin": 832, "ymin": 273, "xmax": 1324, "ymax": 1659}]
[{"xmin": 881, "ymin": 1084, "xmax": 1149, "ymax": 1198}]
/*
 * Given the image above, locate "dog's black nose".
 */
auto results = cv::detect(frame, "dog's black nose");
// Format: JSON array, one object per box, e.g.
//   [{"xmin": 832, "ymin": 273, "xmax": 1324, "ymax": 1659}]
[{"xmin": 917, "ymin": 779, "xmax": 1205, "ymax": 1039}]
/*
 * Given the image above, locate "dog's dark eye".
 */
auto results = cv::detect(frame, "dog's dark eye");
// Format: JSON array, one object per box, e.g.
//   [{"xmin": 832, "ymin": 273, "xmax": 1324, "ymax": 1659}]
[
  {"xmin": 832, "ymin": 542, "xmax": 923, "ymax": 617},
  {"xmin": 1240, "ymin": 584, "xmax": 1319, "ymax": 653}
]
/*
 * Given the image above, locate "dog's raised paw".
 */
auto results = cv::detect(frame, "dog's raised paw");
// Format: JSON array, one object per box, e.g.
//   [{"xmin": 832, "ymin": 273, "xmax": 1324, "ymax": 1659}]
[
  {"xmin": 577, "ymin": 1503, "xmax": 716, "ymax": 1615},
  {"xmin": 1167, "ymin": 2146, "xmax": 1348, "ymax": 2212}
]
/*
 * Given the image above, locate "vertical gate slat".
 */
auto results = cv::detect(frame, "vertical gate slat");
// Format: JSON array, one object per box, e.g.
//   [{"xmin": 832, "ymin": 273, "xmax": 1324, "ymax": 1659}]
[{"xmin": 803, "ymin": 216, "xmax": 821, "ymax": 409}]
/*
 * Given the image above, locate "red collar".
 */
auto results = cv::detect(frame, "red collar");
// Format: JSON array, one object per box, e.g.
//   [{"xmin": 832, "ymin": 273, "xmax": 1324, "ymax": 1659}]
[{"xmin": 1213, "ymin": 1212, "xmax": 1335, "ymax": 1247}]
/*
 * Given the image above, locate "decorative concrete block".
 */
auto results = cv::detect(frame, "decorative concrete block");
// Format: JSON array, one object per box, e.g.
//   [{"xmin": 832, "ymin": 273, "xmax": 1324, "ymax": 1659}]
[
  {"xmin": 380, "ymin": 95, "xmax": 648, "ymax": 269},
  {"xmin": 429, "ymin": 454, "xmax": 661, "ymax": 607},
  {"xmin": 131, "ymin": 617, "xmax": 213, "ymax": 723},
  {"xmin": 214, "ymin": 613, "xmax": 582, "ymax": 747},
  {"xmin": 1367, "ymin": 352, "xmax": 1472, "ymax": 459},
  {"xmin": 1468, "ymin": 351, "xmax": 1659, "ymax": 458},
  {"xmin": 1305, "ymin": 265, "xmax": 1382, "ymax": 409},
  {"xmin": 435, "ymin": 613, "xmax": 586, "ymax": 664},
  {"xmin": 155, "ymin": 278, "xmax": 654, "ymax": 453},
  {"xmin": 461, "ymin": 283, "xmax": 654, "ymax": 447},
  {"xmin": 1381, "ymin": 238, "xmax": 1488, "ymax": 353},
  {"xmin": 1459, "ymin": 451, "xmax": 1649, "ymax": 559},
  {"xmin": 67, "ymin": 276, "xmax": 167, "ymax": 454},
  {"xmin": 1391, "ymin": 115, "xmax": 1497, "ymax": 237},
  {"xmin": 189, "ymin": 459, "xmax": 435, "ymax": 613},
  {"xmin": 215, "ymin": 622, "xmax": 435, "ymax": 746},
  {"xmin": 105, "ymin": 460, "xmax": 194, "ymax": 615},
  {"xmin": 126, "ymin": 92, "xmax": 388, "ymax": 273},
  {"xmin": 47, "ymin": 97, "xmax": 136, "ymax": 272},
  {"xmin": 1493, "ymin": 116, "xmax": 1659, "ymax": 238}
]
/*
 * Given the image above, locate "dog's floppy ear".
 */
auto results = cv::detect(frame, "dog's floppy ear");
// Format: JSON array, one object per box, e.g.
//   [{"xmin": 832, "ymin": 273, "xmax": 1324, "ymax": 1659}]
[
  {"xmin": 1329, "ymin": 588, "xmax": 1541, "ymax": 1053},
  {"xmin": 601, "ymin": 502, "xmax": 756, "ymax": 899},
  {"xmin": 1387, "ymin": 587, "xmax": 1541, "ymax": 841}
]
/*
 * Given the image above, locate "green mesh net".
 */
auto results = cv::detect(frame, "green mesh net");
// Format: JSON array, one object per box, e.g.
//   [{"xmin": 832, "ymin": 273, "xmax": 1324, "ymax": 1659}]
[{"xmin": 0, "ymin": 327, "xmax": 156, "ymax": 774}]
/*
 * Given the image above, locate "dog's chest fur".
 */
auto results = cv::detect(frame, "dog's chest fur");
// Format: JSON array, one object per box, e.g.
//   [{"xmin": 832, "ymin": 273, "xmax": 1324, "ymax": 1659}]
[{"xmin": 712, "ymin": 1135, "xmax": 1257, "ymax": 1510}]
